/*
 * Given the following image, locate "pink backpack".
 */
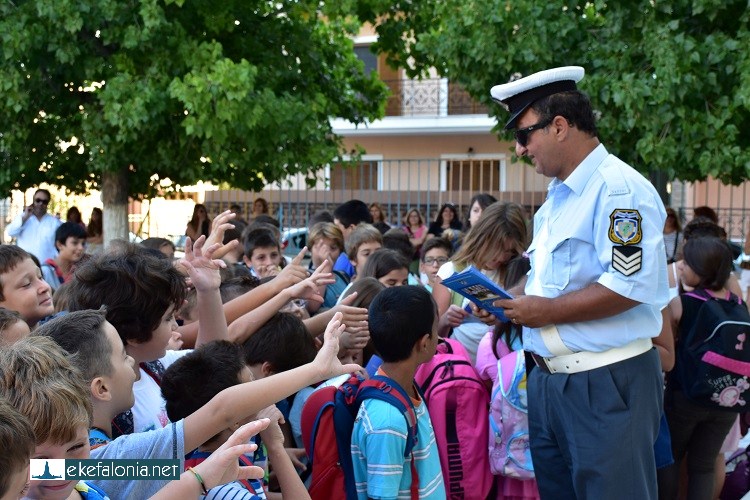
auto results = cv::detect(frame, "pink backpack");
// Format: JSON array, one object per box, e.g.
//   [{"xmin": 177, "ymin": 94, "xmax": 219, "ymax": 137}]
[
  {"xmin": 489, "ymin": 350, "xmax": 535, "ymax": 479},
  {"xmin": 415, "ymin": 338, "xmax": 492, "ymax": 500}
]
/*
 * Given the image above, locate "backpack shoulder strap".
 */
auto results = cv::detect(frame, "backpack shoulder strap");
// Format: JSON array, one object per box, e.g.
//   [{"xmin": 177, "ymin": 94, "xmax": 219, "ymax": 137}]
[
  {"xmin": 358, "ymin": 375, "xmax": 421, "ymax": 500},
  {"xmin": 357, "ymin": 375, "xmax": 419, "ymax": 456},
  {"xmin": 333, "ymin": 269, "xmax": 351, "ymax": 285}
]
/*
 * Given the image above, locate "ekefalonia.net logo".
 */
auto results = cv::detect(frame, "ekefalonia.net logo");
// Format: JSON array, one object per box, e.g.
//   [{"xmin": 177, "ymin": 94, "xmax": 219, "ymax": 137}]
[
  {"xmin": 29, "ymin": 458, "xmax": 180, "ymax": 481},
  {"xmin": 30, "ymin": 459, "xmax": 66, "ymax": 480}
]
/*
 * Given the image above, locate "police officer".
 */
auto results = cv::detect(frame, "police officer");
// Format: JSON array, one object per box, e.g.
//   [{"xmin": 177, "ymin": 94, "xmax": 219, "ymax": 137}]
[{"xmin": 492, "ymin": 67, "xmax": 669, "ymax": 499}]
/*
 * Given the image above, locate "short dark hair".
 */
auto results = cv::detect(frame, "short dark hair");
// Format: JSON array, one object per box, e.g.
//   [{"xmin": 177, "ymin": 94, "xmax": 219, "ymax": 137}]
[
  {"xmin": 333, "ymin": 200, "xmax": 373, "ymax": 228},
  {"xmin": 368, "ymin": 286, "xmax": 436, "ymax": 362},
  {"xmin": 243, "ymin": 227, "xmax": 281, "ymax": 260},
  {"xmin": 33, "ymin": 188, "xmax": 51, "ymax": 201},
  {"xmin": 0, "ymin": 246, "xmax": 34, "ymax": 301},
  {"xmin": 530, "ymin": 90, "xmax": 598, "ymax": 137},
  {"xmin": 140, "ymin": 237, "xmax": 175, "ymax": 253},
  {"xmin": 162, "ymin": 341, "xmax": 245, "ymax": 423},
  {"xmin": 308, "ymin": 210, "xmax": 334, "ymax": 228},
  {"xmin": 359, "ymin": 248, "xmax": 410, "ymax": 281},
  {"xmin": 242, "ymin": 312, "xmax": 317, "ymax": 373},
  {"xmin": 219, "ymin": 275, "xmax": 260, "ymax": 303},
  {"xmin": 420, "ymin": 237, "xmax": 453, "ymax": 260},
  {"xmin": 0, "ymin": 397, "xmax": 35, "ymax": 498},
  {"xmin": 252, "ymin": 214, "xmax": 280, "ymax": 228},
  {"xmin": 683, "ymin": 217, "xmax": 727, "ymax": 241},
  {"xmin": 693, "ymin": 206, "xmax": 719, "ymax": 224},
  {"xmin": 34, "ymin": 308, "xmax": 112, "ymax": 383},
  {"xmin": 382, "ymin": 229, "xmax": 414, "ymax": 262},
  {"xmin": 55, "ymin": 222, "xmax": 88, "ymax": 247},
  {"xmin": 66, "ymin": 244, "xmax": 186, "ymax": 344},
  {"xmin": 682, "ymin": 237, "xmax": 733, "ymax": 291}
]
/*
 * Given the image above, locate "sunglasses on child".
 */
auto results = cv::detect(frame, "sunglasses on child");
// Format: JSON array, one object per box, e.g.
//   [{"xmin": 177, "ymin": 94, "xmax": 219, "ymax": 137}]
[{"xmin": 514, "ymin": 118, "xmax": 552, "ymax": 147}]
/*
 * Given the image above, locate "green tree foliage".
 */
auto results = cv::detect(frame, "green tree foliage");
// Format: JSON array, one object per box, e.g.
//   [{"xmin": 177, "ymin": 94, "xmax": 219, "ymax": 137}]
[
  {"xmin": 358, "ymin": 0, "xmax": 750, "ymax": 184},
  {"xmin": 0, "ymin": 0, "xmax": 388, "ymax": 198}
]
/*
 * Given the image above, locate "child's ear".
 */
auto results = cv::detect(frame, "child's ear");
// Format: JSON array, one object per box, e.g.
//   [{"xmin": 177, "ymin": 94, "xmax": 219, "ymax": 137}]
[
  {"xmin": 242, "ymin": 255, "xmax": 252, "ymax": 267},
  {"xmin": 261, "ymin": 361, "xmax": 275, "ymax": 378},
  {"xmin": 90, "ymin": 376, "xmax": 112, "ymax": 403}
]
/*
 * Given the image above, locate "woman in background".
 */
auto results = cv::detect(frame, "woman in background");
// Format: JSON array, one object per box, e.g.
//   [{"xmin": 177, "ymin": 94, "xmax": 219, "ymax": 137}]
[
  {"xmin": 185, "ymin": 204, "xmax": 211, "ymax": 241},
  {"xmin": 86, "ymin": 207, "xmax": 103, "ymax": 253},
  {"xmin": 369, "ymin": 203, "xmax": 391, "ymax": 234},
  {"xmin": 464, "ymin": 193, "xmax": 498, "ymax": 231},
  {"xmin": 663, "ymin": 207, "xmax": 683, "ymax": 264},
  {"xmin": 428, "ymin": 202, "xmax": 463, "ymax": 238}
]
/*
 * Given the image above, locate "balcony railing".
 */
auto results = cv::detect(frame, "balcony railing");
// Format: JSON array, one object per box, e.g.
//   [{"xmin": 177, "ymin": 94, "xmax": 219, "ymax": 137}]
[{"xmin": 383, "ymin": 78, "xmax": 489, "ymax": 117}]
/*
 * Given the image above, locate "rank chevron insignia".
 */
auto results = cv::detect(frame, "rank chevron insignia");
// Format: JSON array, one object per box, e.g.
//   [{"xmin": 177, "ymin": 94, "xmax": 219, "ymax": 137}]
[{"xmin": 612, "ymin": 245, "xmax": 642, "ymax": 276}]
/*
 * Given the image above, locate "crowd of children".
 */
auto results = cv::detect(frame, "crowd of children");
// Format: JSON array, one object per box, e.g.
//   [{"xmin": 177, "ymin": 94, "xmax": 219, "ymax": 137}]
[{"xmin": 1, "ymin": 196, "xmax": 749, "ymax": 500}]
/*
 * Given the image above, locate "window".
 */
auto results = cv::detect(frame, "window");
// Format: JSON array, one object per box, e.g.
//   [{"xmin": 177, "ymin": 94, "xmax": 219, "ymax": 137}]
[
  {"xmin": 447, "ymin": 159, "xmax": 500, "ymax": 192},
  {"xmin": 330, "ymin": 160, "xmax": 380, "ymax": 190},
  {"xmin": 354, "ymin": 46, "xmax": 377, "ymax": 76}
]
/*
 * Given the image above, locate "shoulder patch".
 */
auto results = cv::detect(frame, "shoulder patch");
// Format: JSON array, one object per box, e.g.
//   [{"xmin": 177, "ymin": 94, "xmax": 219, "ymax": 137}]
[{"xmin": 609, "ymin": 209, "xmax": 642, "ymax": 245}]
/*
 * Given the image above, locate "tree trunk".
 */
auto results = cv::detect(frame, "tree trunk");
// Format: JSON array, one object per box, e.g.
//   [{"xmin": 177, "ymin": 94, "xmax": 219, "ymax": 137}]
[{"xmin": 101, "ymin": 167, "xmax": 129, "ymax": 247}]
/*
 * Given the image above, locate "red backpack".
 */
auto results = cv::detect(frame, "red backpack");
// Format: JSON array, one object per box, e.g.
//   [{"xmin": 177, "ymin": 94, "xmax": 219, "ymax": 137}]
[
  {"xmin": 414, "ymin": 337, "xmax": 493, "ymax": 499},
  {"xmin": 300, "ymin": 374, "xmax": 421, "ymax": 500}
]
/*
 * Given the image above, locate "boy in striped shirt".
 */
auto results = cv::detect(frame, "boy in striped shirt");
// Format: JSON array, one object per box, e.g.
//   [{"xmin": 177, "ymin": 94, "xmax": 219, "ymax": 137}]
[{"xmin": 350, "ymin": 286, "xmax": 445, "ymax": 499}]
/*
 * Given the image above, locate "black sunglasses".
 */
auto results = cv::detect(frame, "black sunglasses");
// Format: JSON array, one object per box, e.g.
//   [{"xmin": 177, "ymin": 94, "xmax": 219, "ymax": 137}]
[
  {"xmin": 514, "ymin": 118, "xmax": 552, "ymax": 147},
  {"xmin": 34, "ymin": 198, "xmax": 49, "ymax": 205}
]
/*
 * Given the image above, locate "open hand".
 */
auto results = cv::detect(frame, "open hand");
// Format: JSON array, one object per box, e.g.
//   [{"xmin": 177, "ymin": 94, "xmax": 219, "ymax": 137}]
[
  {"xmin": 314, "ymin": 312, "xmax": 362, "ymax": 380},
  {"xmin": 180, "ymin": 235, "xmax": 226, "ymax": 292}
]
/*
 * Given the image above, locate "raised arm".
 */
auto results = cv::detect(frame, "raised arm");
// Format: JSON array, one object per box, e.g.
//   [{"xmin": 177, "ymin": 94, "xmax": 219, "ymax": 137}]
[
  {"xmin": 179, "ymin": 235, "xmax": 227, "ymax": 347},
  {"xmin": 149, "ymin": 419, "xmax": 268, "ymax": 500},
  {"xmin": 183, "ymin": 313, "xmax": 360, "ymax": 451},
  {"xmin": 227, "ymin": 260, "xmax": 334, "ymax": 344},
  {"xmin": 179, "ymin": 247, "xmax": 310, "ymax": 348}
]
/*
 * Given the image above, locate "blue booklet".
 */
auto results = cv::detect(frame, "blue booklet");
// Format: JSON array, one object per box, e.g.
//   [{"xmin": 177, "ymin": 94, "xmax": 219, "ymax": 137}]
[{"xmin": 440, "ymin": 265, "xmax": 513, "ymax": 322}]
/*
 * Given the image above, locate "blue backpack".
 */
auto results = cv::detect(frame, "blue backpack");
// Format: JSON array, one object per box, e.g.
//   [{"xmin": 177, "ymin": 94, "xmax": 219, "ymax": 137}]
[{"xmin": 300, "ymin": 374, "xmax": 422, "ymax": 500}]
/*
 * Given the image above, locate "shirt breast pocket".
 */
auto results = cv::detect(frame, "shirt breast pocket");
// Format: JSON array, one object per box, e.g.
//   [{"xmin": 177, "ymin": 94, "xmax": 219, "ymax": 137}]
[{"xmin": 544, "ymin": 238, "xmax": 571, "ymax": 290}]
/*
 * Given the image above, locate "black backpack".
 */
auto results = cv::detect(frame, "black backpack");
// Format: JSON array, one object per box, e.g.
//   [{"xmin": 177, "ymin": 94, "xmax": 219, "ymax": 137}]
[{"xmin": 676, "ymin": 289, "xmax": 750, "ymax": 412}]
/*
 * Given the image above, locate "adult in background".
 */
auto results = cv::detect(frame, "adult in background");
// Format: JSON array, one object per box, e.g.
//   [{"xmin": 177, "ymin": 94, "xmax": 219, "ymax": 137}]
[
  {"xmin": 185, "ymin": 204, "xmax": 211, "ymax": 241},
  {"xmin": 663, "ymin": 207, "xmax": 683, "ymax": 264},
  {"xmin": 86, "ymin": 207, "xmax": 104, "ymax": 254},
  {"xmin": 402, "ymin": 208, "xmax": 429, "ymax": 258},
  {"xmin": 427, "ymin": 202, "xmax": 463, "ymax": 239},
  {"xmin": 492, "ymin": 67, "xmax": 668, "ymax": 499},
  {"xmin": 369, "ymin": 202, "xmax": 391, "ymax": 234},
  {"xmin": 66, "ymin": 206, "xmax": 87, "ymax": 231},
  {"xmin": 6, "ymin": 188, "xmax": 61, "ymax": 263},
  {"xmin": 464, "ymin": 193, "xmax": 498, "ymax": 231},
  {"xmin": 248, "ymin": 197, "xmax": 269, "ymax": 224}
]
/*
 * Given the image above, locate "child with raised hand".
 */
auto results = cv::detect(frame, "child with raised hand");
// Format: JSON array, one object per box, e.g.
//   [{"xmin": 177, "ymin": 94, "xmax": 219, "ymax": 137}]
[
  {"xmin": 66, "ymin": 233, "xmax": 225, "ymax": 436},
  {"xmin": 162, "ymin": 340, "xmax": 310, "ymax": 499},
  {"xmin": 0, "ymin": 334, "xmax": 276, "ymax": 500},
  {"xmin": 0, "ymin": 245, "xmax": 55, "ymax": 329},
  {"xmin": 30, "ymin": 308, "xmax": 357, "ymax": 498},
  {"xmin": 0, "ymin": 397, "xmax": 35, "ymax": 500}
]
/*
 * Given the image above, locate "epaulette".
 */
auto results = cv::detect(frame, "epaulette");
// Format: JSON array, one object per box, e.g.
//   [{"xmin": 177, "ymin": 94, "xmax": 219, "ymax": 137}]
[{"xmin": 599, "ymin": 157, "xmax": 631, "ymax": 196}]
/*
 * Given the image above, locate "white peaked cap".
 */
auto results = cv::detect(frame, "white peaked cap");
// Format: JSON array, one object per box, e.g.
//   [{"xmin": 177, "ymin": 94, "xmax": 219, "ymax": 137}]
[{"xmin": 490, "ymin": 66, "xmax": 585, "ymax": 129}]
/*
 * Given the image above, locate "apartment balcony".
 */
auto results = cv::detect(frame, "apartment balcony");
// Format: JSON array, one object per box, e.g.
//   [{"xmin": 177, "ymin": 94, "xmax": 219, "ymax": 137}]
[
  {"xmin": 384, "ymin": 78, "xmax": 489, "ymax": 117},
  {"xmin": 331, "ymin": 78, "xmax": 495, "ymax": 136}
]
